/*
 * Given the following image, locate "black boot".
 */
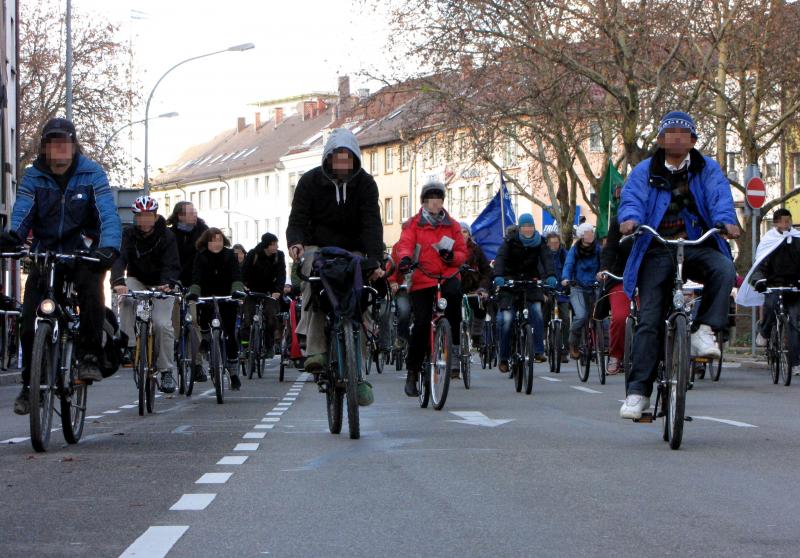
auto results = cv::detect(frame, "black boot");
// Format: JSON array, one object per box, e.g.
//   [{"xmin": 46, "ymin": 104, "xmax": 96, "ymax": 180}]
[{"xmin": 405, "ymin": 370, "xmax": 419, "ymax": 397}]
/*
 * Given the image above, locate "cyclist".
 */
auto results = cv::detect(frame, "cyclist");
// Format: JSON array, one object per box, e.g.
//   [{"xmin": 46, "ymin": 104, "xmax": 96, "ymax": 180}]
[
  {"xmin": 597, "ymin": 216, "xmax": 631, "ymax": 375},
  {"xmin": 111, "ymin": 196, "xmax": 181, "ymax": 393},
  {"xmin": 233, "ymin": 243, "xmax": 247, "ymax": 269},
  {"xmin": 459, "ymin": 222, "xmax": 492, "ymax": 349},
  {"xmin": 396, "ymin": 181, "xmax": 467, "ymax": 394},
  {"xmin": 493, "ymin": 213, "xmax": 557, "ymax": 373},
  {"xmin": 188, "ymin": 227, "xmax": 246, "ymax": 390},
  {"xmin": 738, "ymin": 209, "xmax": 800, "ymax": 369},
  {"xmin": 1, "ymin": 118, "xmax": 121, "ymax": 415},
  {"xmin": 618, "ymin": 110, "xmax": 738, "ymax": 419},
  {"xmin": 388, "ymin": 242, "xmax": 411, "ymax": 354},
  {"xmin": 241, "ymin": 232, "xmax": 286, "ymax": 358},
  {"xmin": 561, "ymin": 222, "xmax": 601, "ymax": 360},
  {"xmin": 286, "ymin": 128, "xmax": 384, "ymax": 404},
  {"xmin": 544, "ymin": 232, "xmax": 570, "ymax": 364}
]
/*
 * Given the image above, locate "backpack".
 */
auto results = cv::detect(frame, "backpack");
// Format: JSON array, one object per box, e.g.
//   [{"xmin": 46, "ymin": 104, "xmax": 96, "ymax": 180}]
[
  {"xmin": 312, "ymin": 247, "xmax": 364, "ymax": 320},
  {"xmin": 99, "ymin": 307, "xmax": 128, "ymax": 378}
]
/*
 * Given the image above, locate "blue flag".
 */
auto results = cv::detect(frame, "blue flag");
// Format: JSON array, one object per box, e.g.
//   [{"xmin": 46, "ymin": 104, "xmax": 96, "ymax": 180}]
[{"xmin": 470, "ymin": 175, "xmax": 516, "ymax": 260}]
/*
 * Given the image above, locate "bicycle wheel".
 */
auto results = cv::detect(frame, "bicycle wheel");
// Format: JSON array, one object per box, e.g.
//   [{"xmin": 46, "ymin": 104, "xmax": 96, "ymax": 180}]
[
  {"xmin": 418, "ymin": 366, "xmax": 430, "ymax": 408},
  {"xmin": 576, "ymin": 326, "xmax": 590, "ymax": 383},
  {"xmin": 514, "ymin": 327, "xmax": 524, "ymax": 393},
  {"xmin": 623, "ymin": 317, "xmax": 634, "ymax": 381},
  {"xmin": 431, "ymin": 319, "xmax": 452, "ymax": 410},
  {"xmin": 136, "ymin": 323, "xmax": 148, "ymax": 416},
  {"xmin": 524, "ymin": 325, "xmax": 535, "ymax": 395},
  {"xmin": 60, "ymin": 339, "xmax": 87, "ymax": 444},
  {"xmin": 184, "ymin": 327, "xmax": 196, "ymax": 396},
  {"xmin": 595, "ymin": 320, "xmax": 607, "ymax": 385},
  {"xmin": 665, "ymin": 315, "xmax": 689, "ymax": 450},
  {"xmin": 326, "ymin": 343, "xmax": 343, "ymax": 434},
  {"xmin": 211, "ymin": 329, "xmax": 225, "ymax": 404},
  {"xmin": 29, "ymin": 323, "xmax": 57, "ymax": 452},
  {"xmin": 711, "ymin": 335, "xmax": 723, "ymax": 382},
  {"xmin": 461, "ymin": 320, "xmax": 471, "ymax": 389},
  {"xmin": 342, "ymin": 319, "xmax": 360, "ymax": 439},
  {"xmin": 396, "ymin": 347, "xmax": 404, "ymax": 371},
  {"xmin": 778, "ymin": 315, "xmax": 792, "ymax": 386},
  {"xmin": 769, "ymin": 327, "xmax": 780, "ymax": 384},
  {"xmin": 248, "ymin": 321, "xmax": 261, "ymax": 380}
]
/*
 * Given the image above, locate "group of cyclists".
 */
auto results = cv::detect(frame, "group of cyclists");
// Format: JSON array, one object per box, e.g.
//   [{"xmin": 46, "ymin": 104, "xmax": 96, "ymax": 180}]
[{"xmin": 3, "ymin": 110, "xmax": 796, "ymax": 446}]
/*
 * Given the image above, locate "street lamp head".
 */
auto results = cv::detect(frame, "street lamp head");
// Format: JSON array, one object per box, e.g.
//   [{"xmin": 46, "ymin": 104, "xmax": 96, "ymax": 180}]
[
  {"xmin": 227, "ymin": 43, "xmax": 255, "ymax": 52},
  {"xmin": 158, "ymin": 111, "xmax": 179, "ymax": 118}
]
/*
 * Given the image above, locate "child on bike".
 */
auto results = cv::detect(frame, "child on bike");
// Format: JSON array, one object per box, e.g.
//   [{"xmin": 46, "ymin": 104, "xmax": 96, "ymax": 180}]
[
  {"xmin": 396, "ymin": 181, "xmax": 468, "ymax": 396},
  {"xmin": 188, "ymin": 228, "xmax": 246, "ymax": 390}
]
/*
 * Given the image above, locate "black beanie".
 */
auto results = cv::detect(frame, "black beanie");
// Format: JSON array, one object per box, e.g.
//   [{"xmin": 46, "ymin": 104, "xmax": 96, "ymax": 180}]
[{"xmin": 261, "ymin": 232, "xmax": 278, "ymax": 246}]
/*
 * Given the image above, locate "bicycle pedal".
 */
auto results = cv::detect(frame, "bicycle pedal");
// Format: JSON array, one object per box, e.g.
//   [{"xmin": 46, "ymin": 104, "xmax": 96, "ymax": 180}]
[{"xmin": 633, "ymin": 412, "xmax": 654, "ymax": 423}]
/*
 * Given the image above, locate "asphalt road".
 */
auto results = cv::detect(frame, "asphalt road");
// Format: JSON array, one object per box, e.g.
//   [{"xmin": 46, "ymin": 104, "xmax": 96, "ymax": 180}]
[{"xmin": 0, "ymin": 355, "xmax": 798, "ymax": 558}]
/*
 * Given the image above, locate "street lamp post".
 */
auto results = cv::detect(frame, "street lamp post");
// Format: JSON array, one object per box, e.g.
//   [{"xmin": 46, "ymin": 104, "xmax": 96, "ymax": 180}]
[{"xmin": 143, "ymin": 43, "xmax": 255, "ymax": 194}]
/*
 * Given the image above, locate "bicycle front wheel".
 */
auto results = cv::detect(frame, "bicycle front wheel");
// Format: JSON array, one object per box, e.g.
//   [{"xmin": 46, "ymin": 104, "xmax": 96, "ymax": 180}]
[
  {"xmin": 30, "ymin": 323, "xmax": 57, "ymax": 452},
  {"xmin": 524, "ymin": 325, "xmax": 535, "ymax": 395},
  {"xmin": 769, "ymin": 327, "xmax": 780, "ymax": 384},
  {"xmin": 778, "ymin": 316, "xmax": 792, "ymax": 386},
  {"xmin": 431, "ymin": 319, "xmax": 452, "ymax": 410},
  {"xmin": 461, "ymin": 319, "xmax": 471, "ymax": 389},
  {"xmin": 326, "ymin": 341, "xmax": 343, "ymax": 434},
  {"xmin": 342, "ymin": 319, "xmax": 360, "ymax": 439},
  {"xmin": 577, "ymin": 326, "xmax": 590, "ymax": 383},
  {"xmin": 513, "ymin": 327, "xmax": 524, "ymax": 393},
  {"xmin": 711, "ymin": 335, "xmax": 723, "ymax": 382},
  {"xmin": 211, "ymin": 329, "xmax": 225, "ymax": 404},
  {"xmin": 248, "ymin": 322, "xmax": 261, "ymax": 380},
  {"xmin": 595, "ymin": 320, "xmax": 607, "ymax": 385},
  {"xmin": 60, "ymin": 339, "xmax": 87, "ymax": 444},
  {"xmin": 665, "ymin": 314, "xmax": 689, "ymax": 450},
  {"xmin": 136, "ymin": 323, "xmax": 149, "ymax": 416}
]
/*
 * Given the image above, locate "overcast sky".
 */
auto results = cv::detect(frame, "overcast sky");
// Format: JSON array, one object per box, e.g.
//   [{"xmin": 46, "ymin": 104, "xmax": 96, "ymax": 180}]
[{"xmin": 74, "ymin": 0, "xmax": 393, "ymax": 183}]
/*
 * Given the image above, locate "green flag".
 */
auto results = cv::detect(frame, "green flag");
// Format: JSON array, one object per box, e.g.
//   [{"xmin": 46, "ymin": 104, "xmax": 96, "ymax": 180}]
[{"xmin": 597, "ymin": 160, "xmax": 624, "ymax": 238}]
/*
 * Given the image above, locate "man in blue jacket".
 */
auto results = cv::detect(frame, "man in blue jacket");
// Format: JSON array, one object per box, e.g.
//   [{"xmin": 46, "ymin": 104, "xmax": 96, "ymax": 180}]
[
  {"xmin": 1, "ymin": 118, "xmax": 121, "ymax": 415},
  {"xmin": 617, "ymin": 111, "xmax": 739, "ymax": 419}
]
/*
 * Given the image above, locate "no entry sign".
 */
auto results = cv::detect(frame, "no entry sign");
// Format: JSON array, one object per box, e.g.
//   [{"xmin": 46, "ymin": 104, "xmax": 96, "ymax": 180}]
[{"xmin": 746, "ymin": 177, "xmax": 766, "ymax": 209}]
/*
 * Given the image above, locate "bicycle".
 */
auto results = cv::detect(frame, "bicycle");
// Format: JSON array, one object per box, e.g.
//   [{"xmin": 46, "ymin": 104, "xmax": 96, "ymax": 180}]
[
  {"xmin": 120, "ymin": 289, "xmax": 177, "ymax": 415},
  {"xmin": 480, "ymin": 302, "xmax": 498, "ymax": 370},
  {"xmin": 361, "ymin": 286, "xmax": 385, "ymax": 376},
  {"xmin": 460, "ymin": 292, "xmax": 483, "ymax": 390},
  {"xmin": 543, "ymin": 286, "xmax": 564, "ymax": 375},
  {"xmin": 174, "ymin": 286, "xmax": 197, "ymax": 396},
  {"xmin": 242, "ymin": 292, "xmax": 277, "ymax": 380},
  {"xmin": 569, "ymin": 281, "xmax": 607, "ymax": 385},
  {"xmin": 390, "ymin": 284, "xmax": 409, "ymax": 371},
  {"xmin": 496, "ymin": 279, "xmax": 538, "ymax": 395},
  {"xmin": 3, "ymin": 249, "xmax": 99, "ymax": 452},
  {"xmin": 194, "ymin": 294, "xmax": 244, "ymax": 404},
  {"xmin": 621, "ymin": 225, "xmax": 724, "ymax": 450},
  {"xmin": 278, "ymin": 301, "xmax": 296, "ymax": 383},
  {"xmin": 760, "ymin": 281, "xmax": 799, "ymax": 387},
  {"xmin": 599, "ymin": 271, "xmax": 638, "ymax": 383},
  {"xmin": 0, "ymin": 295, "xmax": 21, "ymax": 371}
]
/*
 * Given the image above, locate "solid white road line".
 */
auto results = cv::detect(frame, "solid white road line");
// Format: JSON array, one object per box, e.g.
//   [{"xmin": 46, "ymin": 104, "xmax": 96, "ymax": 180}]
[
  {"xmin": 571, "ymin": 386, "xmax": 602, "ymax": 394},
  {"xmin": 0, "ymin": 437, "xmax": 30, "ymax": 444},
  {"xmin": 694, "ymin": 416, "xmax": 758, "ymax": 428},
  {"xmin": 103, "ymin": 410, "xmax": 121, "ymax": 414},
  {"xmin": 85, "ymin": 415, "xmax": 103, "ymax": 419},
  {"xmin": 217, "ymin": 456, "xmax": 248, "ymax": 465},
  {"xmin": 119, "ymin": 525, "xmax": 189, "ymax": 558},
  {"xmin": 120, "ymin": 404, "xmax": 137, "ymax": 409},
  {"xmin": 243, "ymin": 432, "xmax": 266, "ymax": 439},
  {"xmin": 196, "ymin": 472, "xmax": 233, "ymax": 484},
  {"xmin": 170, "ymin": 493, "xmax": 217, "ymax": 511},
  {"xmin": 234, "ymin": 443, "xmax": 259, "ymax": 451}
]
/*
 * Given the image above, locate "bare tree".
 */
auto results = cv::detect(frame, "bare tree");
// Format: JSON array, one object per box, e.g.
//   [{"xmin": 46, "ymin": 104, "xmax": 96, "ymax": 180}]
[{"xmin": 18, "ymin": 0, "xmax": 139, "ymax": 183}]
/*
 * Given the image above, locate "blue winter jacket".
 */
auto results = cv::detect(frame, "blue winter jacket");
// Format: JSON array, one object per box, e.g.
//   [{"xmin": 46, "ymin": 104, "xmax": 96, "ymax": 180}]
[
  {"xmin": 617, "ymin": 149, "xmax": 736, "ymax": 298},
  {"xmin": 562, "ymin": 242, "xmax": 601, "ymax": 288},
  {"xmin": 547, "ymin": 247, "xmax": 569, "ymax": 302},
  {"xmin": 11, "ymin": 155, "xmax": 121, "ymax": 252}
]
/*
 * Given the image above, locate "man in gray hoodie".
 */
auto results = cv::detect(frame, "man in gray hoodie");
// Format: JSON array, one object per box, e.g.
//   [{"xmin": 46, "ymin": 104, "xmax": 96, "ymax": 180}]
[{"xmin": 286, "ymin": 128, "xmax": 384, "ymax": 376}]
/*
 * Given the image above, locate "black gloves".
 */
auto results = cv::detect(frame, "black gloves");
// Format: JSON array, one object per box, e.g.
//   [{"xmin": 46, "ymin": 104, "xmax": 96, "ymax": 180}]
[
  {"xmin": 398, "ymin": 256, "xmax": 413, "ymax": 275},
  {"xmin": 185, "ymin": 292, "xmax": 199, "ymax": 302},
  {"xmin": 92, "ymin": 246, "xmax": 119, "ymax": 270},
  {"xmin": 754, "ymin": 279, "xmax": 767, "ymax": 293},
  {"xmin": 0, "ymin": 230, "xmax": 22, "ymax": 250},
  {"xmin": 438, "ymin": 249, "xmax": 453, "ymax": 263}
]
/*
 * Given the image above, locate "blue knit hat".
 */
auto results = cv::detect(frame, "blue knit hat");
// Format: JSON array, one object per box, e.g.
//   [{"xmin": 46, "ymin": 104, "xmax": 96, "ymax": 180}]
[
  {"xmin": 659, "ymin": 111, "xmax": 697, "ymax": 139},
  {"xmin": 518, "ymin": 213, "xmax": 534, "ymax": 226}
]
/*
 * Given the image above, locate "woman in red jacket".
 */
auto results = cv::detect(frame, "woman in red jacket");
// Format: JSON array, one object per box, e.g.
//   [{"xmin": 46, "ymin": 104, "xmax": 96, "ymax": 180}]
[{"xmin": 396, "ymin": 181, "xmax": 468, "ymax": 397}]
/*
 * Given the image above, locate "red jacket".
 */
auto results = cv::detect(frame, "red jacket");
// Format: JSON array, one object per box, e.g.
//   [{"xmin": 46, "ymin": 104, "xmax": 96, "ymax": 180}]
[{"xmin": 395, "ymin": 209, "xmax": 468, "ymax": 292}]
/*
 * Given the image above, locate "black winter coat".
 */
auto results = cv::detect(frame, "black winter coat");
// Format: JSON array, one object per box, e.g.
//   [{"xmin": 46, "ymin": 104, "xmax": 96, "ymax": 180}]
[
  {"xmin": 242, "ymin": 244, "xmax": 286, "ymax": 294},
  {"xmin": 170, "ymin": 218, "xmax": 209, "ymax": 287},
  {"xmin": 190, "ymin": 247, "xmax": 244, "ymax": 297},
  {"xmin": 753, "ymin": 238, "xmax": 800, "ymax": 287},
  {"xmin": 111, "ymin": 216, "xmax": 180, "ymax": 287},
  {"xmin": 461, "ymin": 239, "xmax": 492, "ymax": 293},
  {"xmin": 493, "ymin": 229, "xmax": 555, "ymax": 304},
  {"xmin": 599, "ymin": 217, "xmax": 631, "ymax": 284}
]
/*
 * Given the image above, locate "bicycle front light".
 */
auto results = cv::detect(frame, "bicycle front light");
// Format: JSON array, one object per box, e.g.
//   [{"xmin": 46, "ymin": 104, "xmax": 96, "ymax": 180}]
[
  {"xmin": 136, "ymin": 302, "xmax": 151, "ymax": 322},
  {"xmin": 212, "ymin": 318, "xmax": 221, "ymax": 328},
  {"xmin": 437, "ymin": 298, "xmax": 448, "ymax": 311},
  {"xmin": 253, "ymin": 314, "xmax": 261, "ymax": 323},
  {"xmin": 672, "ymin": 291, "xmax": 684, "ymax": 310},
  {"xmin": 39, "ymin": 298, "xmax": 56, "ymax": 315}
]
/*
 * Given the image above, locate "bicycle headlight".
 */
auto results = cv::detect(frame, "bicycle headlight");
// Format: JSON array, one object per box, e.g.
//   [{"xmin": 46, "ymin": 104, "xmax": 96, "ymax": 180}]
[
  {"xmin": 523, "ymin": 308, "xmax": 529, "ymax": 319},
  {"xmin": 437, "ymin": 298, "xmax": 448, "ymax": 311},
  {"xmin": 136, "ymin": 302, "xmax": 151, "ymax": 322},
  {"xmin": 253, "ymin": 314, "xmax": 261, "ymax": 323},
  {"xmin": 39, "ymin": 298, "xmax": 56, "ymax": 315},
  {"xmin": 184, "ymin": 312, "xmax": 193, "ymax": 324},
  {"xmin": 211, "ymin": 318, "xmax": 221, "ymax": 328},
  {"xmin": 673, "ymin": 291, "xmax": 684, "ymax": 309}
]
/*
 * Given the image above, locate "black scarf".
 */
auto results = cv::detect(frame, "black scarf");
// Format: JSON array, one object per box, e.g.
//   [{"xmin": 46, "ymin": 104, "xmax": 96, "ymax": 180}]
[{"xmin": 577, "ymin": 240, "xmax": 597, "ymax": 258}]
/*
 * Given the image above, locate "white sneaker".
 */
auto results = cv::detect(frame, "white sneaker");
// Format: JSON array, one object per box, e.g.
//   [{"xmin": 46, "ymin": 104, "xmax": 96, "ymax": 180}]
[
  {"xmin": 691, "ymin": 325, "xmax": 721, "ymax": 359},
  {"xmin": 756, "ymin": 333, "xmax": 768, "ymax": 348},
  {"xmin": 793, "ymin": 365, "xmax": 800, "ymax": 376},
  {"xmin": 620, "ymin": 394, "xmax": 651, "ymax": 419}
]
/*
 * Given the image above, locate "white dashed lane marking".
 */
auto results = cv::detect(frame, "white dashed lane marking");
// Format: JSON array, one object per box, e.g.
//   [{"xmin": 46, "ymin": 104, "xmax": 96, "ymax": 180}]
[
  {"xmin": 243, "ymin": 432, "xmax": 266, "ymax": 439},
  {"xmin": 119, "ymin": 525, "xmax": 189, "ymax": 558},
  {"xmin": 254, "ymin": 424, "xmax": 274, "ymax": 430},
  {"xmin": 571, "ymin": 386, "xmax": 602, "ymax": 394},
  {"xmin": 218, "ymin": 456, "xmax": 248, "ymax": 465},
  {"xmin": 234, "ymin": 443, "xmax": 260, "ymax": 451},
  {"xmin": 170, "ymin": 494, "xmax": 217, "ymax": 511},
  {"xmin": 694, "ymin": 416, "xmax": 758, "ymax": 428},
  {"xmin": 196, "ymin": 472, "xmax": 233, "ymax": 484}
]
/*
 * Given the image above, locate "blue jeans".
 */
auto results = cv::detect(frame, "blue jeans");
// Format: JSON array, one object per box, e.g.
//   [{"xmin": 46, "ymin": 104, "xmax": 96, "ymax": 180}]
[
  {"xmin": 497, "ymin": 301, "xmax": 544, "ymax": 361},
  {"xmin": 569, "ymin": 286, "xmax": 592, "ymax": 345}
]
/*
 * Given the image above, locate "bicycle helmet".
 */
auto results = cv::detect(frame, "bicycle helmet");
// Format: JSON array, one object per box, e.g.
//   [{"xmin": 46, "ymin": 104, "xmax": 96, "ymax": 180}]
[{"xmin": 132, "ymin": 196, "xmax": 159, "ymax": 213}]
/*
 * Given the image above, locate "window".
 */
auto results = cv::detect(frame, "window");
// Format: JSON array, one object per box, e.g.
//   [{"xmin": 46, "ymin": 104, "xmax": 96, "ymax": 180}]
[
  {"xmin": 794, "ymin": 154, "xmax": 800, "ymax": 187},
  {"xmin": 400, "ymin": 144, "xmax": 409, "ymax": 170},
  {"xmin": 384, "ymin": 198, "xmax": 394, "ymax": 224},
  {"xmin": 264, "ymin": 175, "xmax": 270, "ymax": 196},
  {"xmin": 765, "ymin": 163, "xmax": 778, "ymax": 179},
  {"xmin": 458, "ymin": 134, "xmax": 468, "ymax": 161},
  {"xmin": 430, "ymin": 136, "xmax": 440, "ymax": 167},
  {"xmin": 486, "ymin": 184, "xmax": 493, "ymax": 204},
  {"xmin": 210, "ymin": 188, "xmax": 218, "ymax": 209},
  {"xmin": 200, "ymin": 190, "xmax": 208, "ymax": 210},
  {"xmin": 503, "ymin": 129, "xmax": 519, "ymax": 167},
  {"xmin": 234, "ymin": 222, "xmax": 240, "ymax": 240},
  {"xmin": 190, "ymin": 191, "xmax": 197, "ymax": 205},
  {"xmin": 400, "ymin": 195, "xmax": 409, "ymax": 221},
  {"xmin": 245, "ymin": 221, "xmax": 251, "ymax": 239},
  {"xmin": 234, "ymin": 179, "xmax": 241, "ymax": 201},
  {"xmin": 459, "ymin": 186, "xmax": 466, "ymax": 217},
  {"xmin": 254, "ymin": 177, "xmax": 260, "ymax": 194},
  {"xmin": 444, "ymin": 135, "xmax": 454, "ymax": 162},
  {"xmin": 727, "ymin": 152, "xmax": 738, "ymax": 175},
  {"xmin": 289, "ymin": 172, "xmax": 299, "ymax": 201},
  {"xmin": 385, "ymin": 147, "xmax": 394, "ymax": 174},
  {"xmin": 243, "ymin": 178, "xmax": 249, "ymax": 199},
  {"xmin": 164, "ymin": 194, "xmax": 171, "ymax": 214},
  {"xmin": 472, "ymin": 185, "xmax": 480, "ymax": 213},
  {"xmin": 589, "ymin": 122, "xmax": 603, "ymax": 153},
  {"xmin": 219, "ymin": 187, "xmax": 226, "ymax": 208},
  {"xmin": 370, "ymin": 151, "xmax": 379, "ymax": 175},
  {"xmin": 275, "ymin": 217, "xmax": 281, "ymax": 237}
]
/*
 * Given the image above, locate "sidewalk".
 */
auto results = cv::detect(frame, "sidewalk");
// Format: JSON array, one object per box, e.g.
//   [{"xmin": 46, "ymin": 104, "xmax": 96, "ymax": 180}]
[{"xmin": 725, "ymin": 347, "xmax": 768, "ymax": 369}]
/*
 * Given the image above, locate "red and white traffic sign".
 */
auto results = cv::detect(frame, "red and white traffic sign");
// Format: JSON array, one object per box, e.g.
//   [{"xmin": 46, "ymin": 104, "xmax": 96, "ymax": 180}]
[{"xmin": 745, "ymin": 177, "xmax": 766, "ymax": 209}]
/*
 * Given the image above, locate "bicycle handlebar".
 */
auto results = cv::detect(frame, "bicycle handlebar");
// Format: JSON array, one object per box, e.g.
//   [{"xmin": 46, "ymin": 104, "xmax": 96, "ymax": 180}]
[
  {"xmin": 620, "ymin": 224, "xmax": 723, "ymax": 247},
  {"xmin": 600, "ymin": 271, "xmax": 623, "ymax": 281},
  {"xmin": 120, "ymin": 290, "xmax": 177, "ymax": 300},
  {"xmin": 0, "ymin": 249, "xmax": 100, "ymax": 263}
]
